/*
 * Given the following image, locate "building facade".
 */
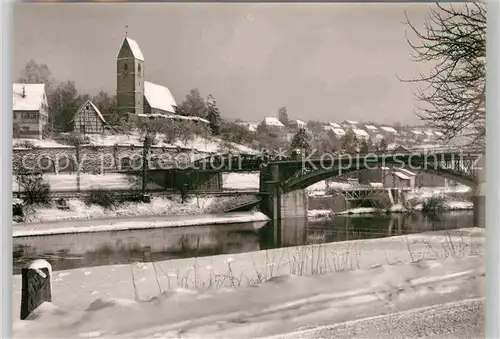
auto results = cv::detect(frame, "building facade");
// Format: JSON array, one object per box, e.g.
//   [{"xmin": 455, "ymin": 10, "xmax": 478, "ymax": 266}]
[
  {"xmin": 12, "ymin": 83, "xmax": 49, "ymax": 140},
  {"xmin": 73, "ymin": 100, "xmax": 107, "ymax": 135}
]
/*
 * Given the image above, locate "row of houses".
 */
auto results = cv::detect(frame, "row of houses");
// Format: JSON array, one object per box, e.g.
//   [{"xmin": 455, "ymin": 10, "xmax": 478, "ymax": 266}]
[{"xmin": 237, "ymin": 117, "xmax": 444, "ymax": 145}]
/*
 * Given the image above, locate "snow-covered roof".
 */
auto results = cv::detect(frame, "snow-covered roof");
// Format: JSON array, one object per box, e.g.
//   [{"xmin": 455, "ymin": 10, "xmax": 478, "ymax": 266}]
[
  {"xmin": 332, "ymin": 128, "xmax": 346, "ymax": 136},
  {"xmin": 434, "ymin": 131, "xmax": 444, "ymax": 137},
  {"xmin": 144, "ymin": 81, "xmax": 177, "ymax": 113},
  {"xmin": 291, "ymin": 119, "xmax": 307, "ymax": 126},
  {"xmin": 351, "ymin": 128, "xmax": 369, "ymax": 138},
  {"xmin": 262, "ymin": 117, "xmax": 285, "ymax": 127},
  {"xmin": 12, "ymin": 83, "xmax": 47, "ymax": 111},
  {"xmin": 380, "ymin": 126, "xmax": 397, "ymax": 134},
  {"xmin": 343, "ymin": 120, "xmax": 358, "ymax": 125},
  {"xmin": 424, "ymin": 130, "xmax": 435, "ymax": 137},
  {"xmin": 118, "ymin": 37, "xmax": 144, "ymax": 61},
  {"xmin": 397, "ymin": 168, "xmax": 416, "ymax": 176},
  {"xmin": 365, "ymin": 125, "xmax": 378, "ymax": 131},
  {"xmin": 373, "ymin": 134, "xmax": 385, "ymax": 141},
  {"xmin": 411, "ymin": 130, "xmax": 423, "ymax": 135},
  {"xmin": 73, "ymin": 100, "xmax": 106, "ymax": 123},
  {"xmin": 393, "ymin": 171, "xmax": 411, "ymax": 180},
  {"xmin": 328, "ymin": 122, "xmax": 341, "ymax": 128}
]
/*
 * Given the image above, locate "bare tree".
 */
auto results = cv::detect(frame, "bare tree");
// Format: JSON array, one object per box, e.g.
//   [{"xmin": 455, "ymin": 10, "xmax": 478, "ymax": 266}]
[{"xmin": 401, "ymin": 2, "xmax": 486, "ymax": 145}]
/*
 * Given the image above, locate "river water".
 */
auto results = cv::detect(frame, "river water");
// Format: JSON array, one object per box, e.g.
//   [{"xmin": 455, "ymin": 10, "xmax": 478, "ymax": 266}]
[{"xmin": 12, "ymin": 210, "xmax": 474, "ymax": 274}]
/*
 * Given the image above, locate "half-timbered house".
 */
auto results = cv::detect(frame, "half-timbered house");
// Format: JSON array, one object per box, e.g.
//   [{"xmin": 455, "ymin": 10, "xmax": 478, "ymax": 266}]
[{"xmin": 73, "ymin": 100, "xmax": 107, "ymax": 135}]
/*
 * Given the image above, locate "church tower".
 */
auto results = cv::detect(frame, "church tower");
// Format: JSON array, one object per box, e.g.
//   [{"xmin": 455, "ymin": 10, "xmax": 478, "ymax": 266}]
[{"xmin": 116, "ymin": 34, "xmax": 145, "ymax": 115}]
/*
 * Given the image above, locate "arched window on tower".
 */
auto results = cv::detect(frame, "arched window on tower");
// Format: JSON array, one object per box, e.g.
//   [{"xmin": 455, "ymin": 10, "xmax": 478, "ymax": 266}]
[
  {"xmin": 124, "ymin": 63, "xmax": 128, "ymax": 71},
  {"xmin": 138, "ymin": 64, "xmax": 141, "ymax": 77}
]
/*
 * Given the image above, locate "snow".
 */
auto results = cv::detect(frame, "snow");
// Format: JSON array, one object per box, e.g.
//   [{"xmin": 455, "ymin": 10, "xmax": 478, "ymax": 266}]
[
  {"xmin": 434, "ymin": 131, "xmax": 444, "ymax": 137},
  {"xmin": 15, "ymin": 196, "xmax": 262, "ymax": 224},
  {"xmin": 222, "ymin": 172, "xmax": 259, "ymax": 190},
  {"xmin": 82, "ymin": 133, "xmax": 258, "ymax": 154},
  {"xmin": 327, "ymin": 122, "xmax": 341, "ymax": 128},
  {"xmin": 364, "ymin": 125, "xmax": 378, "ymax": 131},
  {"xmin": 262, "ymin": 117, "xmax": 285, "ymax": 127},
  {"xmin": 144, "ymin": 81, "xmax": 177, "ymax": 113},
  {"xmin": 12, "ymin": 231, "xmax": 484, "ymax": 338},
  {"xmin": 291, "ymin": 119, "xmax": 306, "ymax": 127},
  {"xmin": 13, "ymin": 138, "xmax": 70, "ymax": 149},
  {"xmin": 397, "ymin": 168, "xmax": 417, "ymax": 176},
  {"xmin": 380, "ymin": 126, "xmax": 397, "ymax": 134},
  {"xmin": 13, "ymin": 173, "xmax": 152, "ymax": 192},
  {"xmin": 411, "ymin": 130, "xmax": 423, "ymax": 135},
  {"xmin": 120, "ymin": 37, "xmax": 144, "ymax": 61},
  {"xmin": 12, "ymin": 83, "xmax": 47, "ymax": 111},
  {"xmin": 351, "ymin": 128, "xmax": 369, "ymax": 138},
  {"xmin": 27, "ymin": 259, "xmax": 52, "ymax": 280},
  {"xmin": 13, "ymin": 212, "xmax": 269, "ymax": 237},
  {"xmin": 307, "ymin": 209, "xmax": 331, "ymax": 218}
]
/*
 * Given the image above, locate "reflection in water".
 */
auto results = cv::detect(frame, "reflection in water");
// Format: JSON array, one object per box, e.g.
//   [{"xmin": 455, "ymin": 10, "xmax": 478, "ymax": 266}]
[{"xmin": 13, "ymin": 211, "xmax": 474, "ymax": 273}]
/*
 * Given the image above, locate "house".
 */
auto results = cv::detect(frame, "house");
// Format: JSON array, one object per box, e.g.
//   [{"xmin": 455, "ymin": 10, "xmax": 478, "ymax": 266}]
[
  {"xmin": 392, "ymin": 145, "xmax": 410, "ymax": 154},
  {"xmin": 116, "ymin": 36, "xmax": 177, "ymax": 116},
  {"xmin": 72, "ymin": 100, "xmax": 107, "ymax": 135},
  {"xmin": 12, "ymin": 83, "xmax": 49, "ymax": 140},
  {"xmin": 323, "ymin": 126, "xmax": 346, "ymax": 138},
  {"xmin": 236, "ymin": 122, "xmax": 258, "ymax": 132},
  {"xmin": 260, "ymin": 117, "xmax": 285, "ymax": 131},
  {"xmin": 327, "ymin": 122, "xmax": 342, "ymax": 128},
  {"xmin": 390, "ymin": 170, "xmax": 413, "ymax": 189},
  {"xmin": 289, "ymin": 119, "xmax": 307, "ymax": 130},
  {"xmin": 364, "ymin": 125, "xmax": 378, "ymax": 133},
  {"xmin": 341, "ymin": 120, "xmax": 359, "ymax": 127},
  {"xmin": 380, "ymin": 126, "xmax": 398, "ymax": 135},
  {"xmin": 349, "ymin": 127, "xmax": 370, "ymax": 140}
]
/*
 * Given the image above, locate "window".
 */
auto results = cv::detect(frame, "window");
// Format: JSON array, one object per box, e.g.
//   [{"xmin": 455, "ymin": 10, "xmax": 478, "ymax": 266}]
[
  {"xmin": 124, "ymin": 63, "xmax": 128, "ymax": 71},
  {"xmin": 138, "ymin": 64, "xmax": 141, "ymax": 76}
]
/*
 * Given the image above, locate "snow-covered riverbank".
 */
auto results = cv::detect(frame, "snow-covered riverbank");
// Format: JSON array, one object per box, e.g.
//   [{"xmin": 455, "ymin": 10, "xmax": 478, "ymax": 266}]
[{"xmin": 12, "ymin": 229, "xmax": 484, "ymax": 338}]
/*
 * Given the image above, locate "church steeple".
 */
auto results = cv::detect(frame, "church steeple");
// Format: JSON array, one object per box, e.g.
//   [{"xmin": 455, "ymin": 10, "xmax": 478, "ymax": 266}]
[{"xmin": 116, "ymin": 31, "xmax": 145, "ymax": 115}]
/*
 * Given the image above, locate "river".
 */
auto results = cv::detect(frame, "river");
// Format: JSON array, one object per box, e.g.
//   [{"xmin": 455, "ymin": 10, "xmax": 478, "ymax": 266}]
[{"xmin": 12, "ymin": 210, "xmax": 474, "ymax": 274}]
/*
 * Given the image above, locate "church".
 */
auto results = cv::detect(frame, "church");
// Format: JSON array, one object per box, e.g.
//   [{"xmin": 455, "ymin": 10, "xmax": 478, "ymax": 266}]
[{"xmin": 116, "ymin": 36, "xmax": 177, "ymax": 116}]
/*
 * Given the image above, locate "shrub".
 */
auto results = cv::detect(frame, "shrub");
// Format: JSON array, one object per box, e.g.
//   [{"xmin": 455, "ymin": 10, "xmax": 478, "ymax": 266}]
[
  {"xmin": 86, "ymin": 189, "xmax": 116, "ymax": 208},
  {"xmin": 16, "ymin": 169, "xmax": 51, "ymax": 206},
  {"xmin": 422, "ymin": 196, "xmax": 446, "ymax": 213}
]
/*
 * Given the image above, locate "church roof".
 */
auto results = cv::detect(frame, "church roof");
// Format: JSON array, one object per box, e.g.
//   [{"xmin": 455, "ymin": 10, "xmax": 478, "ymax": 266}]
[
  {"xmin": 12, "ymin": 83, "xmax": 47, "ymax": 111},
  {"xmin": 118, "ymin": 37, "xmax": 144, "ymax": 61},
  {"xmin": 144, "ymin": 81, "xmax": 177, "ymax": 113}
]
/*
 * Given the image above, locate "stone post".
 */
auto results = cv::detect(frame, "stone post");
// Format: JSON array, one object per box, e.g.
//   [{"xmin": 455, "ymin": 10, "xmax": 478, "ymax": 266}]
[
  {"xmin": 20, "ymin": 259, "xmax": 52, "ymax": 320},
  {"xmin": 474, "ymin": 155, "xmax": 486, "ymax": 228}
]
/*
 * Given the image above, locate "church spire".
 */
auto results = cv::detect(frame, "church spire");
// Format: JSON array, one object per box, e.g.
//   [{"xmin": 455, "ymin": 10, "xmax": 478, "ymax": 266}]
[{"xmin": 125, "ymin": 25, "xmax": 128, "ymax": 38}]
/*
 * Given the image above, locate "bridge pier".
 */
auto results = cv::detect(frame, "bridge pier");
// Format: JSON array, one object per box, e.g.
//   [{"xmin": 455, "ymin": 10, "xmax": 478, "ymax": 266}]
[
  {"xmin": 473, "ymin": 155, "xmax": 485, "ymax": 228},
  {"xmin": 259, "ymin": 165, "xmax": 308, "ymax": 246}
]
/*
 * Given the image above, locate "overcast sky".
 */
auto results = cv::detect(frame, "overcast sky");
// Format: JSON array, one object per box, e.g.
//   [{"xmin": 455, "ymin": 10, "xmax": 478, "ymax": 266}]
[{"xmin": 13, "ymin": 3, "xmax": 433, "ymax": 124}]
